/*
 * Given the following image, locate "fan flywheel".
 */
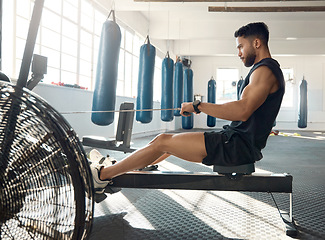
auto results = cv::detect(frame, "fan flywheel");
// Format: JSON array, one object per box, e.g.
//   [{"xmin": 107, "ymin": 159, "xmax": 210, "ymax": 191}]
[{"xmin": 0, "ymin": 83, "xmax": 94, "ymax": 239}]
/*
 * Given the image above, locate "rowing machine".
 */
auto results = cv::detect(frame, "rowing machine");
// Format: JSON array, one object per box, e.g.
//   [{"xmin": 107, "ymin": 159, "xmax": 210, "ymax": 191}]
[{"xmin": 108, "ymin": 163, "xmax": 297, "ymax": 236}]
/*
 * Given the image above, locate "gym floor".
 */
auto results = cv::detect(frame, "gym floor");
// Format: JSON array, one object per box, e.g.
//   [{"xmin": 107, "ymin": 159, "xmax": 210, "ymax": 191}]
[{"xmin": 87, "ymin": 129, "xmax": 325, "ymax": 240}]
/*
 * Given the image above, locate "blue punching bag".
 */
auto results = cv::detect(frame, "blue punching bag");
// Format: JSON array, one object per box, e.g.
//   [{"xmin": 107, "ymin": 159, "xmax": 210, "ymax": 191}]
[
  {"xmin": 298, "ymin": 78, "xmax": 308, "ymax": 128},
  {"xmin": 161, "ymin": 53, "xmax": 174, "ymax": 121},
  {"xmin": 136, "ymin": 36, "xmax": 156, "ymax": 123},
  {"xmin": 92, "ymin": 12, "xmax": 121, "ymax": 126},
  {"xmin": 173, "ymin": 60, "xmax": 183, "ymax": 116},
  {"xmin": 207, "ymin": 77, "xmax": 216, "ymax": 127},
  {"xmin": 182, "ymin": 68, "xmax": 193, "ymax": 129}
]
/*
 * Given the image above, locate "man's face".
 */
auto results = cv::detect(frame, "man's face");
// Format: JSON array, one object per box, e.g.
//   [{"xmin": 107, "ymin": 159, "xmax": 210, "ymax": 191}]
[{"xmin": 236, "ymin": 36, "xmax": 256, "ymax": 67}]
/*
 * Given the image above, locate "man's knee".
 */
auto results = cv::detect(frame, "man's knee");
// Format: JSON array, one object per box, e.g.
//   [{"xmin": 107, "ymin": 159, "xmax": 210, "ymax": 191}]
[{"xmin": 151, "ymin": 133, "xmax": 173, "ymax": 150}]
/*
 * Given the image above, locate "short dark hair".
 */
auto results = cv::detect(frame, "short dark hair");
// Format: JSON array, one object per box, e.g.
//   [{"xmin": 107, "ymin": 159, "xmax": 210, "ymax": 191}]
[{"xmin": 234, "ymin": 22, "xmax": 269, "ymax": 46}]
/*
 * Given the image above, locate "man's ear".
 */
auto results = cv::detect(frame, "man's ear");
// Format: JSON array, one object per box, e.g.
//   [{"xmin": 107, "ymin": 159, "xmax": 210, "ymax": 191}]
[{"xmin": 254, "ymin": 38, "xmax": 261, "ymax": 49}]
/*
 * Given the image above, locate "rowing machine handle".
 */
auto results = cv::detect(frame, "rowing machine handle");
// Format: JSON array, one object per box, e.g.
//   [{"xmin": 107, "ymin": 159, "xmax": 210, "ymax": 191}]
[{"xmin": 183, "ymin": 111, "xmax": 190, "ymax": 116}]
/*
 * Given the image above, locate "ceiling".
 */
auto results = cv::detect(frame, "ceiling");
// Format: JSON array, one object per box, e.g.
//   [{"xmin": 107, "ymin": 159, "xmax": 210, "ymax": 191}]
[{"xmin": 96, "ymin": 0, "xmax": 325, "ymax": 56}]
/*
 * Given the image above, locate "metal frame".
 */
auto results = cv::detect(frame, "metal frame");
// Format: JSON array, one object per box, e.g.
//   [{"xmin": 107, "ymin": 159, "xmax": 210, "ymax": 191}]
[
  {"xmin": 87, "ymin": 103, "xmax": 297, "ymax": 236},
  {"xmin": 110, "ymin": 171, "xmax": 292, "ymax": 192},
  {"xmin": 82, "ymin": 102, "xmax": 136, "ymax": 153},
  {"xmin": 0, "ymin": 0, "xmax": 2, "ymax": 70},
  {"xmin": 109, "ymin": 170, "xmax": 297, "ymax": 236},
  {"xmin": 134, "ymin": 0, "xmax": 319, "ymax": 2},
  {"xmin": 208, "ymin": 6, "xmax": 325, "ymax": 12},
  {"xmin": 17, "ymin": 0, "xmax": 44, "ymax": 88}
]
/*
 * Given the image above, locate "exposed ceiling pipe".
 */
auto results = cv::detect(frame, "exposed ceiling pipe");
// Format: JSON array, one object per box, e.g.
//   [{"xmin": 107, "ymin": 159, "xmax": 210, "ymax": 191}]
[
  {"xmin": 135, "ymin": 0, "xmax": 321, "ymax": 2},
  {"xmin": 208, "ymin": 6, "xmax": 325, "ymax": 12}
]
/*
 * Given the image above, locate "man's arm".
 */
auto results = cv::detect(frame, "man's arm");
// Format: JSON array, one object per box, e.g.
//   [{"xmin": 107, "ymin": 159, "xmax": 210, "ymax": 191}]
[{"xmin": 181, "ymin": 66, "xmax": 279, "ymax": 122}]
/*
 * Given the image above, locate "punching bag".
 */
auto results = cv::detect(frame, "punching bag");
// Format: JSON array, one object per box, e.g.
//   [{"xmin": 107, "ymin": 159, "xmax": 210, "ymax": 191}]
[
  {"xmin": 173, "ymin": 60, "xmax": 183, "ymax": 116},
  {"xmin": 161, "ymin": 52, "xmax": 174, "ymax": 122},
  {"xmin": 136, "ymin": 36, "xmax": 156, "ymax": 123},
  {"xmin": 298, "ymin": 78, "xmax": 308, "ymax": 128},
  {"xmin": 182, "ymin": 68, "xmax": 193, "ymax": 129},
  {"xmin": 92, "ymin": 11, "xmax": 121, "ymax": 126},
  {"xmin": 207, "ymin": 77, "xmax": 216, "ymax": 127}
]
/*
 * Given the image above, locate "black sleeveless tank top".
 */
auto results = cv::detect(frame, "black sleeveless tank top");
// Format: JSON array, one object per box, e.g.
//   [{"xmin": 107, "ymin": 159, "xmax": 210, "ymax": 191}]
[{"xmin": 223, "ymin": 58, "xmax": 285, "ymax": 161}]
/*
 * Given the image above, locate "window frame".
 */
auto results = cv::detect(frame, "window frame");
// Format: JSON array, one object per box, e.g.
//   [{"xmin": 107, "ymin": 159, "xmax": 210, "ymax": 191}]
[
  {"xmin": 216, "ymin": 67, "xmax": 239, "ymax": 103},
  {"xmin": 3, "ymin": 0, "xmax": 162, "ymax": 100},
  {"xmin": 281, "ymin": 67, "xmax": 295, "ymax": 108}
]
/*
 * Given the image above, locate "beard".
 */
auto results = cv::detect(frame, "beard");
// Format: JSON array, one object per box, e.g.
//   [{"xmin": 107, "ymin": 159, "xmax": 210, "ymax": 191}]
[{"xmin": 244, "ymin": 51, "xmax": 256, "ymax": 67}]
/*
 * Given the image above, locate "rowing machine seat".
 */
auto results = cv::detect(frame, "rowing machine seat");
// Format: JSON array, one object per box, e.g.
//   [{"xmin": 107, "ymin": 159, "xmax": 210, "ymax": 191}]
[{"xmin": 213, "ymin": 163, "xmax": 255, "ymax": 175}]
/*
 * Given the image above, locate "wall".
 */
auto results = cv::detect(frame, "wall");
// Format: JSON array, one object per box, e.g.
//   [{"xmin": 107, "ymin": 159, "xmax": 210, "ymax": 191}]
[
  {"xmin": 32, "ymin": 83, "xmax": 177, "ymax": 140},
  {"xmin": 190, "ymin": 55, "xmax": 325, "ymax": 131},
  {"xmin": 25, "ymin": 9, "xmax": 178, "ymax": 140},
  {"xmin": 31, "ymin": 53, "xmax": 325, "ymax": 140},
  {"xmin": 26, "ymin": 54, "xmax": 325, "ymax": 144},
  {"xmin": 112, "ymin": 10, "xmax": 325, "ymax": 131},
  {"xmin": 12, "ymin": 9, "xmax": 179, "ymax": 141}
]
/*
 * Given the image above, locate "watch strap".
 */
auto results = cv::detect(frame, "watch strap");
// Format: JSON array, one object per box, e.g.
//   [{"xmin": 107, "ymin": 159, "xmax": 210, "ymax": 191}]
[{"xmin": 193, "ymin": 100, "xmax": 201, "ymax": 114}]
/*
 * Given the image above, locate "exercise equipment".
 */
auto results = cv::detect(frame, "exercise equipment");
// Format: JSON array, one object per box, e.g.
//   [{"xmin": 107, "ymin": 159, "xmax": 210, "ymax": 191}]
[
  {"xmin": 92, "ymin": 11, "xmax": 121, "ymax": 126},
  {"xmin": 161, "ymin": 52, "xmax": 174, "ymax": 122},
  {"xmin": 61, "ymin": 107, "xmax": 187, "ymax": 115},
  {"xmin": 83, "ymin": 102, "xmax": 136, "ymax": 153},
  {"xmin": 136, "ymin": 36, "xmax": 156, "ymax": 123},
  {"xmin": 0, "ymin": 83, "xmax": 94, "ymax": 240},
  {"xmin": 173, "ymin": 59, "xmax": 183, "ymax": 116},
  {"xmin": 207, "ymin": 77, "xmax": 216, "ymax": 127},
  {"xmin": 0, "ymin": 0, "xmax": 94, "ymax": 239},
  {"xmin": 109, "ymin": 163, "xmax": 296, "ymax": 236},
  {"xmin": 26, "ymin": 54, "xmax": 47, "ymax": 90},
  {"xmin": 298, "ymin": 77, "xmax": 307, "ymax": 128},
  {"xmin": 85, "ymin": 104, "xmax": 297, "ymax": 236},
  {"xmin": 182, "ymin": 68, "xmax": 194, "ymax": 129},
  {"xmin": 0, "ymin": 71, "xmax": 10, "ymax": 82},
  {"xmin": 82, "ymin": 103, "xmax": 190, "ymax": 152},
  {"xmin": 87, "ymin": 103, "xmax": 296, "ymax": 237}
]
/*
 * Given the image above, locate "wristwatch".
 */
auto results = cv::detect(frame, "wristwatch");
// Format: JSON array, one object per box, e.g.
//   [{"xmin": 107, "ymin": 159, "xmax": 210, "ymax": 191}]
[{"xmin": 193, "ymin": 100, "xmax": 201, "ymax": 114}]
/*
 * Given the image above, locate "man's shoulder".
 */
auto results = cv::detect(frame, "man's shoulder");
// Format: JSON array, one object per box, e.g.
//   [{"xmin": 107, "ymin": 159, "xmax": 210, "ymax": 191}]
[
  {"xmin": 251, "ymin": 58, "xmax": 282, "ymax": 81},
  {"xmin": 254, "ymin": 58, "xmax": 279, "ymax": 69}
]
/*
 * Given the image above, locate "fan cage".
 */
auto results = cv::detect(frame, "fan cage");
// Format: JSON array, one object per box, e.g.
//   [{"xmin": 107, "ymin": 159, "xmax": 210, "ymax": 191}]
[{"xmin": 0, "ymin": 82, "xmax": 94, "ymax": 239}]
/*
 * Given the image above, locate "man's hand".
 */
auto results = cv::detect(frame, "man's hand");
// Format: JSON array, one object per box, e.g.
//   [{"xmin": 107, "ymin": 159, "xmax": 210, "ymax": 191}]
[{"xmin": 180, "ymin": 102, "xmax": 196, "ymax": 116}]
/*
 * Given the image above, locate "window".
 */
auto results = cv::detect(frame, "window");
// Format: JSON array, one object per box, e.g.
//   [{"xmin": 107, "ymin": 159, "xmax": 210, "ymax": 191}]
[
  {"xmin": 2, "ymin": 0, "xmax": 162, "ymax": 99},
  {"xmin": 62, "ymin": 0, "xmax": 78, "ymax": 23},
  {"xmin": 3, "ymin": 0, "xmax": 98, "ymax": 89},
  {"xmin": 216, "ymin": 68, "xmax": 239, "ymax": 103},
  {"xmin": 281, "ymin": 68, "xmax": 294, "ymax": 107},
  {"xmin": 154, "ymin": 56, "xmax": 162, "ymax": 102},
  {"xmin": 216, "ymin": 67, "xmax": 294, "ymax": 108},
  {"xmin": 117, "ymin": 29, "xmax": 162, "ymax": 100},
  {"xmin": 124, "ymin": 52, "xmax": 133, "ymax": 97},
  {"xmin": 132, "ymin": 56, "xmax": 139, "ymax": 98}
]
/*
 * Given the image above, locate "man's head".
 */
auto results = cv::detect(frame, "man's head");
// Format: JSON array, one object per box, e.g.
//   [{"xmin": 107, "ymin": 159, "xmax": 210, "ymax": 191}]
[
  {"xmin": 234, "ymin": 22, "xmax": 269, "ymax": 46},
  {"xmin": 234, "ymin": 22, "xmax": 270, "ymax": 67}
]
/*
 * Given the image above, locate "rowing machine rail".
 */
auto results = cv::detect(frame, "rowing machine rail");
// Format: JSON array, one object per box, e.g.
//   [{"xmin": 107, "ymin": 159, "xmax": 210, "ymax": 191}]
[{"xmin": 109, "ymin": 170, "xmax": 297, "ymax": 236}]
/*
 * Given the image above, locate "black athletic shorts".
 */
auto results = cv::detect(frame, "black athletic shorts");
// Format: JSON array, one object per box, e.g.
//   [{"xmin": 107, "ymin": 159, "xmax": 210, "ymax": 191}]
[{"xmin": 202, "ymin": 131, "xmax": 256, "ymax": 166}]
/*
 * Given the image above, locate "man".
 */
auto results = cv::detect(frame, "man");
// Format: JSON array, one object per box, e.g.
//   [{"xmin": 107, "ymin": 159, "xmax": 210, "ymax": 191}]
[{"xmin": 90, "ymin": 22, "xmax": 285, "ymax": 193}]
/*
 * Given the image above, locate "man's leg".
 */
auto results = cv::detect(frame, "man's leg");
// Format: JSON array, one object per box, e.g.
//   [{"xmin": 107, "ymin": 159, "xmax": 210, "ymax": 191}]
[
  {"xmin": 151, "ymin": 153, "xmax": 171, "ymax": 165},
  {"xmin": 99, "ymin": 132, "xmax": 207, "ymax": 180}
]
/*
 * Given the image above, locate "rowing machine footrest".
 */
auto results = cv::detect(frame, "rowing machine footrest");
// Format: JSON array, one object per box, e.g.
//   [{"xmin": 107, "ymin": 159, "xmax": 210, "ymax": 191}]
[{"xmin": 213, "ymin": 163, "xmax": 255, "ymax": 175}]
